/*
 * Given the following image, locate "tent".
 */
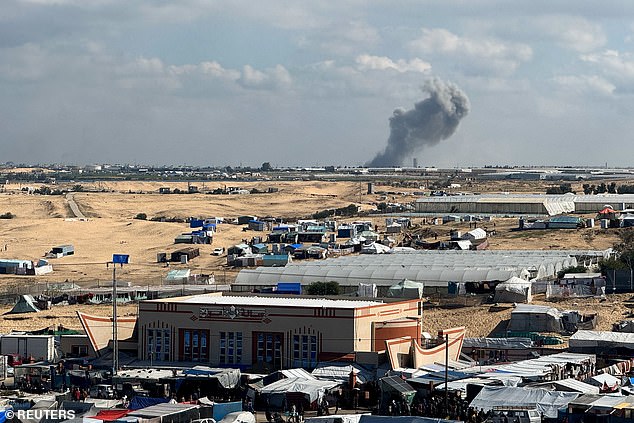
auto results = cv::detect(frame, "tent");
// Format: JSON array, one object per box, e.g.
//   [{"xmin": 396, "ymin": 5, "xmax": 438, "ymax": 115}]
[
  {"xmin": 584, "ymin": 373, "xmax": 621, "ymax": 392},
  {"xmin": 379, "ymin": 376, "xmax": 416, "ymax": 410},
  {"xmin": 387, "ymin": 279, "xmax": 425, "ymax": 299},
  {"xmin": 311, "ymin": 362, "xmax": 374, "ymax": 385},
  {"xmin": 6, "ymin": 295, "xmax": 40, "ymax": 314},
  {"xmin": 469, "ymin": 386, "xmax": 579, "ymax": 418},
  {"xmin": 357, "ymin": 283, "xmax": 377, "ymax": 298},
  {"xmin": 508, "ymin": 304, "xmax": 563, "ymax": 333},
  {"xmin": 494, "ymin": 277, "xmax": 532, "ymax": 303},
  {"xmin": 361, "ymin": 243, "xmax": 391, "ymax": 254},
  {"xmin": 259, "ymin": 377, "xmax": 339, "ymax": 406},
  {"xmin": 182, "ymin": 366, "xmax": 241, "ymax": 389}
]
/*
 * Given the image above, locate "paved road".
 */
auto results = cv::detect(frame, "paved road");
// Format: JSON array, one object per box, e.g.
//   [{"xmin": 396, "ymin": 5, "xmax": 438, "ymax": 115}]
[{"xmin": 66, "ymin": 193, "xmax": 86, "ymax": 219}]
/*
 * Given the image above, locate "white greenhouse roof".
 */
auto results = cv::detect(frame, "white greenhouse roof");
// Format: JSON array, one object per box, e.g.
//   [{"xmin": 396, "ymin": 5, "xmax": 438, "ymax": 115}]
[{"xmin": 234, "ymin": 250, "xmax": 608, "ymax": 287}]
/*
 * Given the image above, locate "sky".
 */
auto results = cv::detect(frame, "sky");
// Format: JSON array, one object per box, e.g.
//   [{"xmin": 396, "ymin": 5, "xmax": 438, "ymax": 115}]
[{"xmin": 2, "ymin": 0, "xmax": 634, "ymax": 168}]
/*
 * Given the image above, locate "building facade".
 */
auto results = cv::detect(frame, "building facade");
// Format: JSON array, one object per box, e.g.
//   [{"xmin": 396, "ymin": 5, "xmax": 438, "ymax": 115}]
[{"xmin": 137, "ymin": 293, "xmax": 422, "ymax": 369}]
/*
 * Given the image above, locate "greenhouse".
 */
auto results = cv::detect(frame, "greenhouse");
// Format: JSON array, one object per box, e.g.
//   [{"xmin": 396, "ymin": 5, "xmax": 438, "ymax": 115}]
[{"xmin": 233, "ymin": 250, "xmax": 609, "ymax": 293}]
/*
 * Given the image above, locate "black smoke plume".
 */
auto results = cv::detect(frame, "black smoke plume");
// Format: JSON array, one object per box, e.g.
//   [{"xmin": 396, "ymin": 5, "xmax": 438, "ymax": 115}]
[{"xmin": 367, "ymin": 78, "xmax": 470, "ymax": 167}]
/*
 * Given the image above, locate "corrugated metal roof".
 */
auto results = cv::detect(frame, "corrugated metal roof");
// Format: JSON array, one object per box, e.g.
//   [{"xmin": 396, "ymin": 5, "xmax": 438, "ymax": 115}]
[{"xmin": 146, "ymin": 294, "xmax": 383, "ymax": 309}]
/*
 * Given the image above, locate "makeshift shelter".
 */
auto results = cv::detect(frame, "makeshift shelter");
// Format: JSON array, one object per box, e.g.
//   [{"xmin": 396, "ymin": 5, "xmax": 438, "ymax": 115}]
[
  {"xmin": 311, "ymin": 362, "xmax": 374, "ymax": 385},
  {"xmin": 127, "ymin": 402, "xmax": 201, "ymax": 423},
  {"xmin": 387, "ymin": 279, "xmax": 425, "ymax": 299},
  {"xmin": 379, "ymin": 376, "xmax": 416, "ymax": 412},
  {"xmin": 361, "ymin": 243, "xmax": 391, "ymax": 254},
  {"xmin": 259, "ymin": 377, "xmax": 339, "ymax": 408},
  {"xmin": 532, "ymin": 378, "xmax": 600, "ymax": 394},
  {"xmin": 462, "ymin": 228, "xmax": 486, "ymax": 242},
  {"xmin": 508, "ymin": 304, "xmax": 563, "ymax": 333},
  {"xmin": 469, "ymin": 386, "xmax": 579, "ymax": 419},
  {"xmin": 357, "ymin": 283, "xmax": 377, "ymax": 298},
  {"xmin": 6, "ymin": 295, "xmax": 40, "ymax": 314},
  {"xmin": 584, "ymin": 373, "xmax": 620, "ymax": 392},
  {"xmin": 219, "ymin": 411, "xmax": 256, "ymax": 423},
  {"xmin": 493, "ymin": 277, "xmax": 532, "ymax": 303},
  {"xmin": 569, "ymin": 330, "xmax": 634, "ymax": 354},
  {"xmin": 182, "ymin": 366, "xmax": 241, "ymax": 389}
]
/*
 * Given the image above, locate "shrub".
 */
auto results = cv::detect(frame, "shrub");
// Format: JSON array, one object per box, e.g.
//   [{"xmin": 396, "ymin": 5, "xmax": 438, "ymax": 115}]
[
  {"xmin": 307, "ymin": 281, "xmax": 341, "ymax": 295},
  {"xmin": 134, "ymin": 213, "xmax": 147, "ymax": 220}
]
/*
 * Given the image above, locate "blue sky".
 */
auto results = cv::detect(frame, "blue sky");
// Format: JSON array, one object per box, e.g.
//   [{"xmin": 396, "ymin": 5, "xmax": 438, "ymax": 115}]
[{"xmin": 2, "ymin": 0, "xmax": 634, "ymax": 167}]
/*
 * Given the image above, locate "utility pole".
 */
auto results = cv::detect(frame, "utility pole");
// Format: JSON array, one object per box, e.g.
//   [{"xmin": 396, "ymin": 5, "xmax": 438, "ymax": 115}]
[
  {"xmin": 444, "ymin": 333, "xmax": 449, "ymax": 418},
  {"xmin": 107, "ymin": 254, "xmax": 129, "ymax": 376}
]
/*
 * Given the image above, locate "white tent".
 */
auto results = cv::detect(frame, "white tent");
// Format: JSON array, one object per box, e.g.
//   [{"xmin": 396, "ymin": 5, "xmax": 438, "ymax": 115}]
[
  {"xmin": 508, "ymin": 304, "xmax": 563, "ymax": 333},
  {"xmin": 361, "ymin": 243, "xmax": 391, "ymax": 254},
  {"xmin": 469, "ymin": 386, "xmax": 579, "ymax": 418},
  {"xmin": 387, "ymin": 279, "xmax": 425, "ymax": 299},
  {"xmin": 462, "ymin": 228, "xmax": 486, "ymax": 241},
  {"xmin": 494, "ymin": 277, "xmax": 532, "ymax": 303},
  {"xmin": 259, "ymin": 377, "xmax": 339, "ymax": 404}
]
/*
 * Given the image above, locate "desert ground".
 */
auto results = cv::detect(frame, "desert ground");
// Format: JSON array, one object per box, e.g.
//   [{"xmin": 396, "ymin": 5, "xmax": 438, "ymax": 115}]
[{"xmin": 0, "ymin": 179, "xmax": 627, "ymax": 336}]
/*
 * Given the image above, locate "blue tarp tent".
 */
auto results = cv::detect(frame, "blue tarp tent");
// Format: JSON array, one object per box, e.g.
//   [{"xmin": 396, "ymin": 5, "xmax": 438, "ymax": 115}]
[{"xmin": 128, "ymin": 396, "xmax": 170, "ymax": 410}]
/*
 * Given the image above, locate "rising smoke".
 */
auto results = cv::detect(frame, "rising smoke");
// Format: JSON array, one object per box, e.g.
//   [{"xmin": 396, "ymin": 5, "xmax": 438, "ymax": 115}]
[{"xmin": 367, "ymin": 78, "xmax": 470, "ymax": 167}]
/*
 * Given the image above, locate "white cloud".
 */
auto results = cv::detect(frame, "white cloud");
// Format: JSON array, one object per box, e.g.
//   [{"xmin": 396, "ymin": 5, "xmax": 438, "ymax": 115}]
[
  {"xmin": 409, "ymin": 28, "xmax": 532, "ymax": 76},
  {"xmin": 552, "ymin": 74, "xmax": 615, "ymax": 96},
  {"xmin": 238, "ymin": 64, "xmax": 292, "ymax": 90},
  {"xmin": 534, "ymin": 16, "xmax": 606, "ymax": 53},
  {"xmin": 355, "ymin": 54, "xmax": 431, "ymax": 73},
  {"xmin": 581, "ymin": 50, "xmax": 634, "ymax": 79}
]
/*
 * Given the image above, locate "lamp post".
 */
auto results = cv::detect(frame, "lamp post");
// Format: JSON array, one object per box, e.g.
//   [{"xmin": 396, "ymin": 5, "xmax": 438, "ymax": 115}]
[{"xmin": 107, "ymin": 254, "xmax": 129, "ymax": 376}]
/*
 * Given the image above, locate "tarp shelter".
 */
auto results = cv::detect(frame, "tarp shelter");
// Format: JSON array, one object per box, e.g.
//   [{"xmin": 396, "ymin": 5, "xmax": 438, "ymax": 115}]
[
  {"xmin": 469, "ymin": 386, "xmax": 579, "ymax": 418},
  {"xmin": 212, "ymin": 401, "xmax": 243, "ymax": 422},
  {"xmin": 508, "ymin": 304, "xmax": 562, "ymax": 332},
  {"xmin": 219, "ymin": 411, "xmax": 256, "ymax": 423},
  {"xmin": 129, "ymin": 396, "xmax": 171, "ymax": 410},
  {"xmin": 259, "ymin": 377, "xmax": 339, "ymax": 407},
  {"xmin": 182, "ymin": 366, "xmax": 241, "ymax": 389},
  {"xmin": 94, "ymin": 409, "xmax": 131, "ymax": 421},
  {"xmin": 6, "ymin": 295, "xmax": 40, "ymax": 314},
  {"xmin": 585, "ymin": 373, "xmax": 620, "ymax": 391},
  {"xmin": 569, "ymin": 330, "xmax": 634, "ymax": 352},
  {"xmin": 357, "ymin": 283, "xmax": 377, "ymax": 298},
  {"xmin": 311, "ymin": 363, "xmax": 374, "ymax": 385},
  {"xmin": 165, "ymin": 269, "xmax": 191, "ymax": 283},
  {"xmin": 361, "ymin": 243, "xmax": 391, "ymax": 254},
  {"xmin": 532, "ymin": 378, "xmax": 600, "ymax": 394},
  {"xmin": 387, "ymin": 279, "xmax": 425, "ymax": 299},
  {"xmin": 127, "ymin": 402, "xmax": 200, "ymax": 423},
  {"xmin": 379, "ymin": 376, "xmax": 416, "ymax": 406},
  {"xmin": 494, "ymin": 277, "xmax": 532, "ymax": 303}
]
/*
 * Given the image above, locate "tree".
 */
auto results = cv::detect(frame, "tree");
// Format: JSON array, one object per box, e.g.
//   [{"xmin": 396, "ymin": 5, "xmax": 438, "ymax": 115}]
[
  {"xmin": 614, "ymin": 229, "xmax": 634, "ymax": 289},
  {"xmin": 306, "ymin": 281, "xmax": 341, "ymax": 295},
  {"xmin": 261, "ymin": 162, "xmax": 272, "ymax": 171},
  {"xmin": 557, "ymin": 266, "xmax": 588, "ymax": 279},
  {"xmin": 608, "ymin": 182, "xmax": 617, "ymax": 194}
]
